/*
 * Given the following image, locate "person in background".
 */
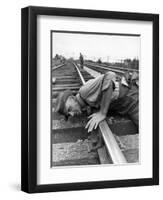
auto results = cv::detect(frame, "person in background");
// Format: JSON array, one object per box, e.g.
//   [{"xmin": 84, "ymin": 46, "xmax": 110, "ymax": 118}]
[
  {"xmin": 55, "ymin": 71, "xmax": 139, "ymax": 133},
  {"xmin": 79, "ymin": 53, "xmax": 84, "ymax": 69}
]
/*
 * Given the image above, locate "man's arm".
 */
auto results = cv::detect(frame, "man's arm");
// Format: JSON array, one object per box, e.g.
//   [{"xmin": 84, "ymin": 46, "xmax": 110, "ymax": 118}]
[
  {"xmin": 85, "ymin": 82, "xmax": 113, "ymax": 132},
  {"xmin": 100, "ymin": 81, "xmax": 113, "ymax": 115}
]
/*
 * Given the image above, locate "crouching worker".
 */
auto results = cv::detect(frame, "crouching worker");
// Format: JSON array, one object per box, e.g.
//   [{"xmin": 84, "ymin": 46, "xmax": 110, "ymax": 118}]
[{"xmin": 55, "ymin": 71, "xmax": 139, "ymax": 133}]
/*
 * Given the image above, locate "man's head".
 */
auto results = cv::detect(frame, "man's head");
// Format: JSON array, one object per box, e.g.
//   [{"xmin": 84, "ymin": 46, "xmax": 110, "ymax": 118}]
[
  {"xmin": 123, "ymin": 71, "xmax": 139, "ymax": 86},
  {"xmin": 65, "ymin": 95, "xmax": 82, "ymax": 117},
  {"xmin": 55, "ymin": 90, "xmax": 82, "ymax": 119}
]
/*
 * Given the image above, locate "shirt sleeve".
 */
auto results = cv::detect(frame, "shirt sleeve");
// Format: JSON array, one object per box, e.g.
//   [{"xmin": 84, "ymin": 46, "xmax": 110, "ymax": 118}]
[
  {"xmin": 79, "ymin": 75, "xmax": 104, "ymax": 105},
  {"xmin": 102, "ymin": 72, "xmax": 116, "ymax": 91}
]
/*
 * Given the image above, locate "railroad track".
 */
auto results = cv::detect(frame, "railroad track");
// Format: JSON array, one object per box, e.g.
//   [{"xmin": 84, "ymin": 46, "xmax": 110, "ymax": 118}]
[
  {"xmin": 102, "ymin": 63, "xmax": 139, "ymax": 73},
  {"xmin": 51, "ymin": 61, "xmax": 138, "ymax": 166},
  {"xmin": 84, "ymin": 61, "xmax": 139, "ymax": 75}
]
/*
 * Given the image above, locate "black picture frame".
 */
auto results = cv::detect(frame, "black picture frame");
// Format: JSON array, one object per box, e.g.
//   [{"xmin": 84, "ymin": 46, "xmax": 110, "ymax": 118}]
[{"xmin": 21, "ymin": 6, "xmax": 159, "ymax": 193}]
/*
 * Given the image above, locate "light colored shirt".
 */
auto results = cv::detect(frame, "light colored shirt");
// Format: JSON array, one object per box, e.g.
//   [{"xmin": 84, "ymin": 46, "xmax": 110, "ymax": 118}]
[{"xmin": 79, "ymin": 72, "xmax": 119, "ymax": 108}]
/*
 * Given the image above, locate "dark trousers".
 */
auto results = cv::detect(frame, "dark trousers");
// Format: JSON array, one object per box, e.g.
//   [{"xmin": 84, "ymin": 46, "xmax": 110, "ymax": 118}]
[{"xmin": 109, "ymin": 85, "xmax": 139, "ymax": 130}]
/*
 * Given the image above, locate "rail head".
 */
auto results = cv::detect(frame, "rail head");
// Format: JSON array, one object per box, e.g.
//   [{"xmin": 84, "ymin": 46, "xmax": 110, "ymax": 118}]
[
  {"xmin": 99, "ymin": 121, "xmax": 127, "ymax": 164},
  {"xmin": 85, "ymin": 62, "xmax": 125, "ymax": 75},
  {"xmin": 52, "ymin": 64, "xmax": 65, "ymax": 70},
  {"xmin": 85, "ymin": 61, "xmax": 139, "ymax": 74},
  {"xmin": 72, "ymin": 61, "xmax": 127, "ymax": 164},
  {"xmin": 72, "ymin": 62, "xmax": 86, "ymax": 84}
]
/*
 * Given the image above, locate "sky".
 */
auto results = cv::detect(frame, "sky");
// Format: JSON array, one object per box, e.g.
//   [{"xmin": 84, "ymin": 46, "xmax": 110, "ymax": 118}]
[{"xmin": 52, "ymin": 32, "xmax": 140, "ymax": 62}]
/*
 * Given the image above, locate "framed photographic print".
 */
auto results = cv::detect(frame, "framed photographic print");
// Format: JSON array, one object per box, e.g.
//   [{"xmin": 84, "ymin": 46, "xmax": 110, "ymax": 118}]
[{"xmin": 21, "ymin": 6, "xmax": 159, "ymax": 193}]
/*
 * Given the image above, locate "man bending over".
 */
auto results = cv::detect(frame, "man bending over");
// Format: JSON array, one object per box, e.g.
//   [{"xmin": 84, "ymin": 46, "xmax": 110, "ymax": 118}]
[{"xmin": 55, "ymin": 71, "xmax": 139, "ymax": 133}]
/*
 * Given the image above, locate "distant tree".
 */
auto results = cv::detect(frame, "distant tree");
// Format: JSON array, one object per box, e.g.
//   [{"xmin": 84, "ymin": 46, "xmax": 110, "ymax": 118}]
[
  {"xmin": 124, "ymin": 58, "xmax": 132, "ymax": 63},
  {"xmin": 123, "ymin": 58, "xmax": 139, "ymax": 70},
  {"xmin": 132, "ymin": 58, "xmax": 139, "ymax": 69}
]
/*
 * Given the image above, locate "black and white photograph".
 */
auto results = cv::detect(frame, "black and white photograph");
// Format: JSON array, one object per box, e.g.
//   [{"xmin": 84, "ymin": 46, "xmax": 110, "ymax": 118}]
[
  {"xmin": 21, "ymin": 6, "xmax": 159, "ymax": 193},
  {"xmin": 51, "ymin": 31, "xmax": 140, "ymax": 167}
]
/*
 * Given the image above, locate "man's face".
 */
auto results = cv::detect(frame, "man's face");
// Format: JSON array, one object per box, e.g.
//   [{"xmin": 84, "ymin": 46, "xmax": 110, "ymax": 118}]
[{"xmin": 65, "ymin": 96, "xmax": 82, "ymax": 117}]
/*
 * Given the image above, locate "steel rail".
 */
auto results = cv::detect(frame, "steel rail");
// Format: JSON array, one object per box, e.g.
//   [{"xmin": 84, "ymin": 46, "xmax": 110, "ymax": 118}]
[
  {"xmin": 85, "ymin": 62, "xmax": 139, "ymax": 73},
  {"xmin": 99, "ymin": 121, "xmax": 127, "ymax": 163},
  {"xmin": 85, "ymin": 62, "xmax": 139, "ymax": 74},
  {"xmin": 52, "ymin": 64, "xmax": 65, "ymax": 70},
  {"xmin": 72, "ymin": 62, "xmax": 127, "ymax": 164},
  {"xmin": 104, "ymin": 65, "xmax": 139, "ymax": 73},
  {"xmin": 85, "ymin": 63, "xmax": 125, "ymax": 74},
  {"xmin": 73, "ymin": 62, "xmax": 86, "ymax": 84}
]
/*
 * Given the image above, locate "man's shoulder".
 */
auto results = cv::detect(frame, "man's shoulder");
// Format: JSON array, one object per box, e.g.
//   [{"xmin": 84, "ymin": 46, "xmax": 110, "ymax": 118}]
[
  {"xmin": 79, "ymin": 74, "xmax": 104, "ymax": 93},
  {"xmin": 105, "ymin": 71, "xmax": 116, "ymax": 79}
]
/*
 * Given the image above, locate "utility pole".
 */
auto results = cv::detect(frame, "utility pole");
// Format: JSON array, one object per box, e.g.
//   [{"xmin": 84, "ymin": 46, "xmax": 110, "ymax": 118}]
[{"xmin": 107, "ymin": 56, "xmax": 109, "ymax": 64}]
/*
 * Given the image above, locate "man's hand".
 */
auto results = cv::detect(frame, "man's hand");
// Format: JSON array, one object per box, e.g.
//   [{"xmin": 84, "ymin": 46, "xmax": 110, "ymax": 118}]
[{"xmin": 85, "ymin": 112, "xmax": 106, "ymax": 132}]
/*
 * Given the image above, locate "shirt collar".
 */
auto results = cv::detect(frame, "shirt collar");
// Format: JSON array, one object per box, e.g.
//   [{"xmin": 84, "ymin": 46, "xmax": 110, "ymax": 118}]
[
  {"xmin": 76, "ymin": 93, "xmax": 86, "ymax": 108},
  {"xmin": 121, "ymin": 76, "xmax": 129, "ymax": 87}
]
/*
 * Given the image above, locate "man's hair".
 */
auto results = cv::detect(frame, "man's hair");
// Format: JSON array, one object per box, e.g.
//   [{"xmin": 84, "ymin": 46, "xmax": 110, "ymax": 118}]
[{"xmin": 55, "ymin": 90, "xmax": 73, "ymax": 117}]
